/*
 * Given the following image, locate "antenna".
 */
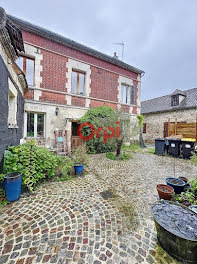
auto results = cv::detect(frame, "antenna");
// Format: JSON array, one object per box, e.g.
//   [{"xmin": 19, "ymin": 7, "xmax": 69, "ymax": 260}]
[{"xmin": 113, "ymin": 41, "xmax": 124, "ymax": 60}]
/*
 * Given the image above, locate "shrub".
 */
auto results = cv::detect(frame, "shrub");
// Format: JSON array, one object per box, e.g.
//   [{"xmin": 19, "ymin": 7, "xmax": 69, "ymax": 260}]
[
  {"xmin": 106, "ymin": 152, "xmax": 117, "ymax": 160},
  {"xmin": 80, "ymin": 106, "xmax": 117, "ymax": 153},
  {"xmin": 3, "ymin": 141, "xmax": 62, "ymax": 192},
  {"xmin": 72, "ymin": 146, "xmax": 89, "ymax": 164},
  {"xmin": 119, "ymin": 152, "xmax": 132, "ymax": 160}
]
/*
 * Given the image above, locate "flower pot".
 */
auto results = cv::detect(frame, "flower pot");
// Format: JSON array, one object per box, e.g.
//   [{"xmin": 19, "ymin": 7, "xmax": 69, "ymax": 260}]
[
  {"xmin": 178, "ymin": 177, "xmax": 188, "ymax": 183},
  {"xmin": 165, "ymin": 177, "xmax": 185, "ymax": 194},
  {"xmin": 74, "ymin": 164, "xmax": 84, "ymax": 175},
  {"xmin": 3, "ymin": 172, "xmax": 22, "ymax": 202},
  {"xmin": 156, "ymin": 184, "xmax": 174, "ymax": 200}
]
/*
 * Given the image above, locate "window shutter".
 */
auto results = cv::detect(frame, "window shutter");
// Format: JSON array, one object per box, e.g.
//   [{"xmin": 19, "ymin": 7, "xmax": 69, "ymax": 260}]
[
  {"xmin": 143, "ymin": 123, "xmax": 146, "ymax": 133},
  {"xmin": 130, "ymin": 85, "xmax": 135, "ymax": 105}
]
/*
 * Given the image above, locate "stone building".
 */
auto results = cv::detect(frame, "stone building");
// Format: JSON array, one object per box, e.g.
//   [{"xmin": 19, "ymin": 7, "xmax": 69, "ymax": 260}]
[
  {"xmin": 0, "ymin": 8, "xmax": 27, "ymax": 167},
  {"xmin": 141, "ymin": 89, "xmax": 197, "ymax": 142},
  {"xmin": 7, "ymin": 14, "xmax": 144, "ymax": 152}
]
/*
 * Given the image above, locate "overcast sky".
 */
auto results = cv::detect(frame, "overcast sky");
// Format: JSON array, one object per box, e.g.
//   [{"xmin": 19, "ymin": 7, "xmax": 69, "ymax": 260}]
[{"xmin": 1, "ymin": 0, "xmax": 197, "ymax": 101}]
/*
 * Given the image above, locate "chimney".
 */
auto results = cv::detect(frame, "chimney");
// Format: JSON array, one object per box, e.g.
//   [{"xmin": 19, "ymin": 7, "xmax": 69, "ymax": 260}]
[{"xmin": 113, "ymin": 52, "xmax": 118, "ymax": 59}]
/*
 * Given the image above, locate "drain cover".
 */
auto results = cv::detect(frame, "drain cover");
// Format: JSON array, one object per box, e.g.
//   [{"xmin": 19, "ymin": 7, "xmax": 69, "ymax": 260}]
[{"xmin": 100, "ymin": 190, "xmax": 116, "ymax": 200}]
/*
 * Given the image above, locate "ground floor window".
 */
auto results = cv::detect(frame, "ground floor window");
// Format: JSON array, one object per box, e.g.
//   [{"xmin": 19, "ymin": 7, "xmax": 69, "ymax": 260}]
[{"xmin": 26, "ymin": 112, "xmax": 45, "ymax": 137}]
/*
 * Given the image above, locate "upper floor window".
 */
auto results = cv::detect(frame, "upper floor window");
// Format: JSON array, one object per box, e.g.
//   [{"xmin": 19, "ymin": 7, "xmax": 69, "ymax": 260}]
[
  {"xmin": 71, "ymin": 70, "xmax": 85, "ymax": 95},
  {"xmin": 121, "ymin": 84, "xmax": 129, "ymax": 104},
  {"xmin": 171, "ymin": 95, "xmax": 179, "ymax": 106},
  {"xmin": 121, "ymin": 84, "xmax": 135, "ymax": 105},
  {"xmin": 16, "ymin": 56, "xmax": 35, "ymax": 86}
]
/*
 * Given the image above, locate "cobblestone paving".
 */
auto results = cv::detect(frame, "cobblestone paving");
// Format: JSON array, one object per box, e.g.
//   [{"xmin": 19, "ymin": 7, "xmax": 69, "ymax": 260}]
[{"xmin": 0, "ymin": 152, "xmax": 196, "ymax": 264}]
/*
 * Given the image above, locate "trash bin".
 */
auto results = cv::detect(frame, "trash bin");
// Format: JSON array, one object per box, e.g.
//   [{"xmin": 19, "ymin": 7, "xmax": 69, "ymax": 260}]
[
  {"xmin": 3, "ymin": 172, "xmax": 22, "ymax": 202},
  {"xmin": 155, "ymin": 138, "xmax": 166, "ymax": 155},
  {"xmin": 181, "ymin": 138, "xmax": 196, "ymax": 159},
  {"xmin": 168, "ymin": 138, "xmax": 181, "ymax": 158}
]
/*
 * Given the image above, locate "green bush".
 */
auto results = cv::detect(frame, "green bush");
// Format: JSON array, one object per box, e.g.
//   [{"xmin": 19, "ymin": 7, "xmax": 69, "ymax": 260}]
[
  {"xmin": 80, "ymin": 106, "xmax": 117, "ymax": 153},
  {"xmin": 3, "ymin": 141, "xmax": 62, "ymax": 192},
  {"xmin": 106, "ymin": 152, "xmax": 117, "ymax": 160},
  {"xmin": 119, "ymin": 152, "xmax": 132, "ymax": 160}
]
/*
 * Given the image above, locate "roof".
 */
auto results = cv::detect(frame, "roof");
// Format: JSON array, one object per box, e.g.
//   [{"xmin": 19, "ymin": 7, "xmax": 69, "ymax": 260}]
[
  {"xmin": 141, "ymin": 88, "xmax": 197, "ymax": 114},
  {"xmin": 171, "ymin": 89, "xmax": 186, "ymax": 96},
  {"xmin": 8, "ymin": 15, "xmax": 144, "ymax": 75}
]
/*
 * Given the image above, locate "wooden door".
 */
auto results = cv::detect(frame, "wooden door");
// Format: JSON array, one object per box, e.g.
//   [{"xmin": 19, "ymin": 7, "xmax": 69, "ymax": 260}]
[{"xmin": 71, "ymin": 122, "xmax": 83, "ymax": 149}]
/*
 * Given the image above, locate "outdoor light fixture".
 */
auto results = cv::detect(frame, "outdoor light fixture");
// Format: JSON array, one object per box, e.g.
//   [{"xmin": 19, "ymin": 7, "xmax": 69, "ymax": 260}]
[{"xmin": 55, "ymin": 106, "xmax": 59, "ymax": 116}]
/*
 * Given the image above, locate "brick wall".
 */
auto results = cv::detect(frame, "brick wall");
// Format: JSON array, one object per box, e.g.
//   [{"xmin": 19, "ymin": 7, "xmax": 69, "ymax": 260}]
[
  {"xmin": 22, "ymin": 30, "xmax": 139, "ymax": 113},
  {"xmin": 90, "ymin": 100, "xmax": 117, "ymax": 110},
  {"xmin": 90, "ymin": 66, "xmax": 118, "ymax": 101},
  {"xmin": 0, "ymin": 56, "xmax": 24, "ymax": 167}
]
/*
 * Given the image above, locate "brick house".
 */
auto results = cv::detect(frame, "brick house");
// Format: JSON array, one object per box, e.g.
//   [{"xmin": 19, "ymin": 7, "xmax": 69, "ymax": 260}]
[
  {"xmin": 141, "ymin": 88, "xmax": 197, "ymax": 142},
  {"xmin": 9, "ymin": 14, "xmax": 144, "ymax": 152},
  {"xmin": 0, "ymin": 8, "xmax": 27, "ymax": 167}
]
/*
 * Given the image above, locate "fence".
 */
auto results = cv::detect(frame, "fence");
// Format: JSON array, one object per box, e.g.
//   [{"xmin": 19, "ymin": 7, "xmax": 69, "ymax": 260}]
[{"xmin": 167, "ymin": 118, "xmax": 197, "ymax": 141}]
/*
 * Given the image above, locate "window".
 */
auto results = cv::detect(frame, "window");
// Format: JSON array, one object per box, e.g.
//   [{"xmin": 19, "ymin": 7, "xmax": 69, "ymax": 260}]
[
  {"xmin": 16, "ymin": 56, "xmax": 35, "ymax": 86},
  {"xmin": 71, "ymin": 70, "xmax": 85, "ymax": 95},
  {"xmin": 121, "ymin": 84, "xmax": 129, "ymax": 104},
  {"xmin": 143, "ymin": 123, "xmax": 146, "ymax": 133},
  {"xmin": 171, "ymin": 95, "xmax": 179, "ymax": 106},
  {"xmin": 27, "ymin": 112, "xmax": 45, "ymax": 137},
  {"xmin": 8, "ymin": 78, "xmax": 17, "ymax": 127}
]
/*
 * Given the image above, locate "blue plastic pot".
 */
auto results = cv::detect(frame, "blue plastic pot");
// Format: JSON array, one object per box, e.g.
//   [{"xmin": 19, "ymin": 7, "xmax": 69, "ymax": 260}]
[
  {"xmin": 74, "ymin": 164, "xmax": 84, "ymax": 175},
  {"xmin": 165, "ymin": 177, "xmax": 185, "ymax": 194},
  {"xmin": 4, "ymin": 172, "xmax": 22, "ymax": 202}
]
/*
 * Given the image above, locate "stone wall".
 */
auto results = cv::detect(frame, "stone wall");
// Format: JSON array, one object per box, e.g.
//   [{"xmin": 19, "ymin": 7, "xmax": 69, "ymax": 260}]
[{"xmin": 142, "ymin": 108, "xmax": 197, "ymax": 142}]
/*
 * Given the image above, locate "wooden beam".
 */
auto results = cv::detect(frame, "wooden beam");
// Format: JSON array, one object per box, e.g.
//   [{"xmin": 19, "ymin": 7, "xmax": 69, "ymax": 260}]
[
  {"xmin": 175, "ymin": 118, "xmax": 177, "ymax": 135},
  {"xmin": 168, "ymin": 118, "xmax": 170, "ymax": 137}
]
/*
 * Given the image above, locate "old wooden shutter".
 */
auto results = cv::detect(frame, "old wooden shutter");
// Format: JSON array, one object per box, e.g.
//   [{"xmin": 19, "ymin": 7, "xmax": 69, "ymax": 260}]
[{"xmin": 130, "ymin": 85, "xmax": 135, "ymax": 105}]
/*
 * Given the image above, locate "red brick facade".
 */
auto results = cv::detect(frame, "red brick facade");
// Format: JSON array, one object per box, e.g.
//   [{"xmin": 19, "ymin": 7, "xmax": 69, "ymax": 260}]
[{"xmin": 22, "ymin": 30, "xmax": 140, "ymax": 113}]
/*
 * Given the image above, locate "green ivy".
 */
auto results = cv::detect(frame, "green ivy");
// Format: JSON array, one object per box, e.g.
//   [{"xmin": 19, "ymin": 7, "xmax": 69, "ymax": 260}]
[{"xmin": 3, "ymin": 141, "xmax": 62, "ymax": 192}]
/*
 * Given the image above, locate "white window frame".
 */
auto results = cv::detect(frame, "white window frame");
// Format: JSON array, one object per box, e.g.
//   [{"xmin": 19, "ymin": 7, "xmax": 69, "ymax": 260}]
[
  {"xmin": 8, "ymin": 78, "xmax": 18, "ymax": 127},
  {"xmin": 24, "ymin": 112, "xmax": 46, "ymax": 138},
  {"xmin": 121, "ymin": 84, "xmax": 130, "ymax": 104}
]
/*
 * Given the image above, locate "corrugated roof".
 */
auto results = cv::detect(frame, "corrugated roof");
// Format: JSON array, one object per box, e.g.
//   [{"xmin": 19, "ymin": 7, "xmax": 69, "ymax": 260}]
[
  {"xmin": 141, "ymin": 88, "xmax": 197, "ymax": 114},
  {"xmin": 8, "ymin": 15, "xmax": 144, "ymax": 75}
]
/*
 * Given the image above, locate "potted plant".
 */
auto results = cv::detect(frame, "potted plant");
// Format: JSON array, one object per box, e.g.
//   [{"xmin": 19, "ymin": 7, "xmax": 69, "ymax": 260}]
[
  {"xmin": 156, "ymin": 184, "xmax": 174, "ymax": 200},
  {"xmin": 165, "ymin": 177, "xmax": 185, "ymax": 194},
  {"xmin": 72, "ymin": 146, "xmax": 88, "ymax": 175}
]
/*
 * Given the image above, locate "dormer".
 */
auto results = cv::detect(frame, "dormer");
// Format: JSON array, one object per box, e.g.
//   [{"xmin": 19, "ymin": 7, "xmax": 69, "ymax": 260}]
[{"xmin": 171, "ymin": 89, "xmax": 186, "ymax": 106}]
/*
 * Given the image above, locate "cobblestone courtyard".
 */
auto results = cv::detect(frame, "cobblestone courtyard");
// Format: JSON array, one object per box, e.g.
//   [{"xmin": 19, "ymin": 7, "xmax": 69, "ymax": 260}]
[{"xmin": 0, "ymin": 152, "xmax": 196, "ymax": 264}]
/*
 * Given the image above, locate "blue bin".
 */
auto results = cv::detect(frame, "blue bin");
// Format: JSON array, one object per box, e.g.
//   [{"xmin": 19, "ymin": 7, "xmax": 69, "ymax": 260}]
[
  {"xmin": 74, "ymin": 164, "xmax": 84, "ymax": 175},
  {"xmin": 4, "ymin": 172, "xmax": 22, "ymax": 202}
]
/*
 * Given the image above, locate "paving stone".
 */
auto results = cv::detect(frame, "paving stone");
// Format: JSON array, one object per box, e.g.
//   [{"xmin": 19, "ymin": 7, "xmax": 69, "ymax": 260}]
[{"xmin": 0, "ymin": 153, "xmax": 195, "ymax": 264}]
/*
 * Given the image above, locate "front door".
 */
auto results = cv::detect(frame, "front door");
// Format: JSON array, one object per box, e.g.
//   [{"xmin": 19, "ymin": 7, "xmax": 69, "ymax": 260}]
[{"xmin": 71, "ymin": 122, "xmax": 83, "ymax": 149}]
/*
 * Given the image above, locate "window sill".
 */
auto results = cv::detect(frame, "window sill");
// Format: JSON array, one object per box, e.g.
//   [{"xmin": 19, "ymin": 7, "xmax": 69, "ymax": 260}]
[{"xmin": 8, "ymin": 125, "xmax": 18, "ymax": 129}]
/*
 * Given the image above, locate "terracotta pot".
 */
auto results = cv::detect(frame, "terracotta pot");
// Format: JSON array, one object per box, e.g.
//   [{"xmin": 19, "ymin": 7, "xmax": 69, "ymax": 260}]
[
  {"xmin": 156, "ymin": 184, "xmax": 174, "ymax": 200},
  {"xmin": 178, "ymin": 177, "xmax": 188, "ymax": 183}
]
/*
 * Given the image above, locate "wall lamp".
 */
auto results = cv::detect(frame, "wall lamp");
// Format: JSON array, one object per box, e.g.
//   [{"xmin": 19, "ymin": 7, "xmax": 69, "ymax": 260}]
[{"xmin": 55, "ymin": 106, "xmax": 59, "ymax": 116}]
